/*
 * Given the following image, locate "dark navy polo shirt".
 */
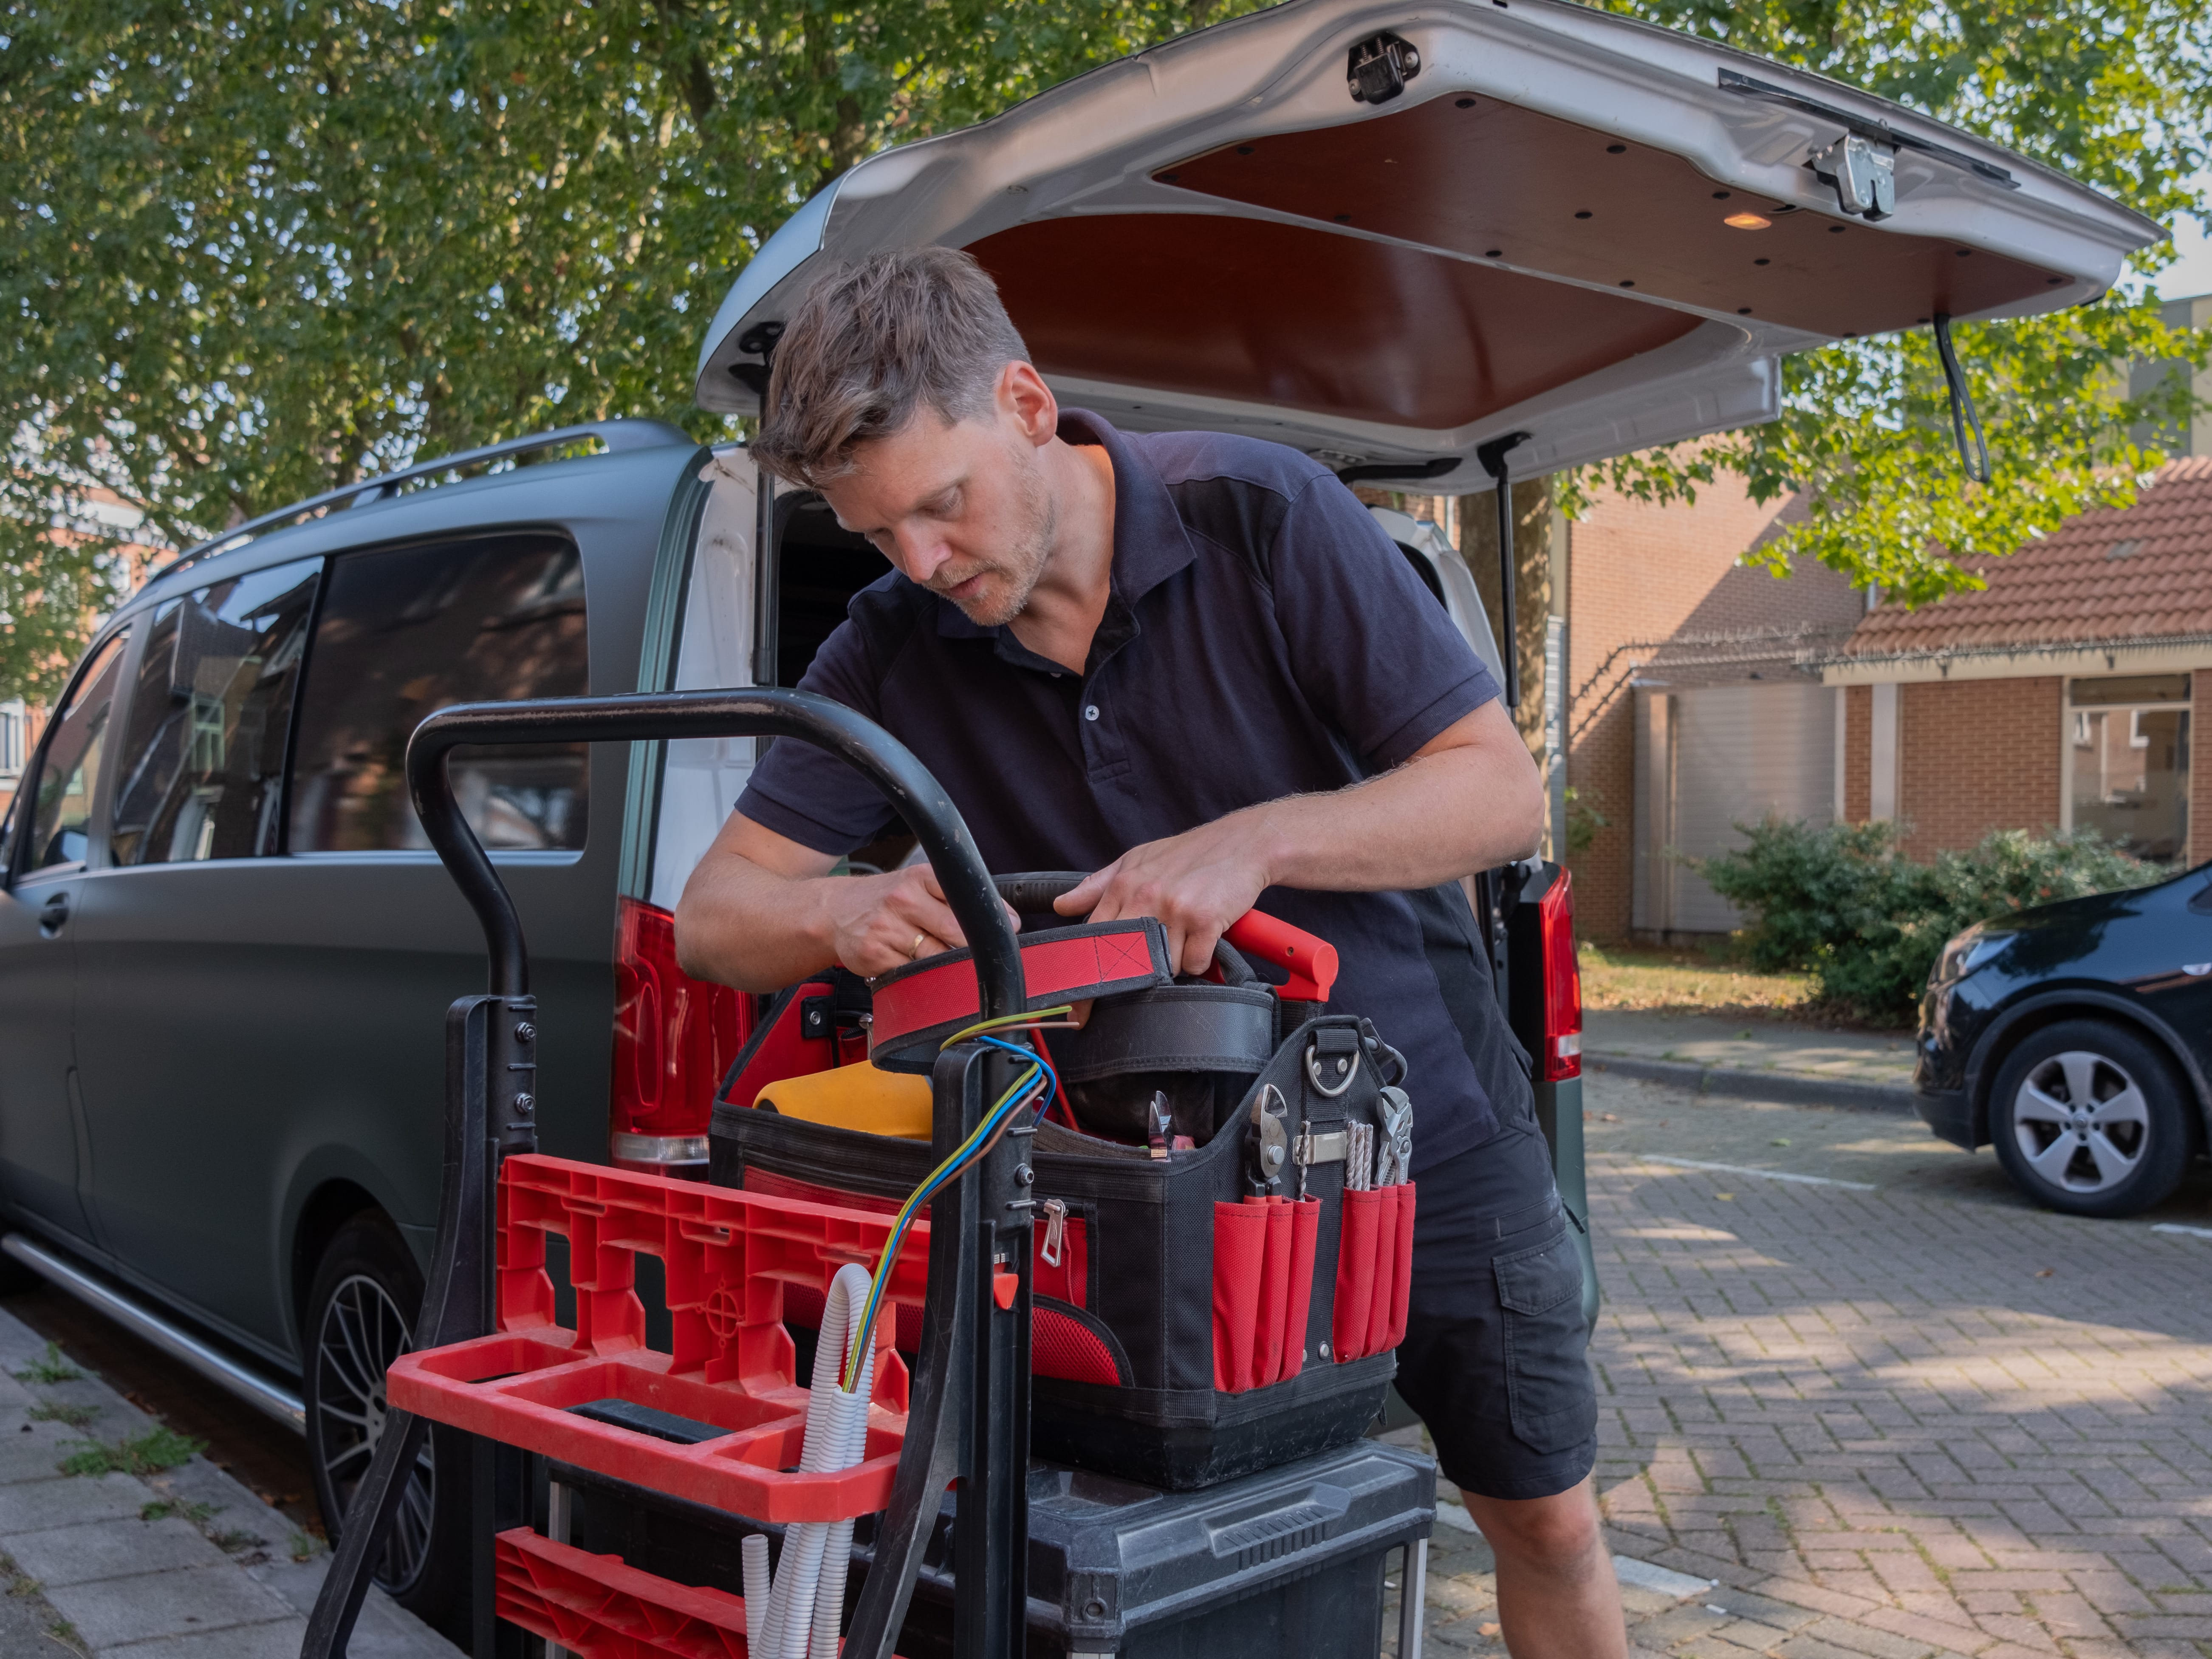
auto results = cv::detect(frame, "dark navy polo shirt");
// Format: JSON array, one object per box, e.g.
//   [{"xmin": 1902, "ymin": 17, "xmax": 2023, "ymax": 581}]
[{"xmin": 737, "ymin": 410, "xmax": 1533, "ymax": 1173}]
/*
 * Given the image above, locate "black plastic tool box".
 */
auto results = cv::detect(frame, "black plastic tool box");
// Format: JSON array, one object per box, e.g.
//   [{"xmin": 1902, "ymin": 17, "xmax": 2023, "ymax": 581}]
[{"xmin": 551, "ymin": 1439, "xmax": 1436, "ymax": 1658}]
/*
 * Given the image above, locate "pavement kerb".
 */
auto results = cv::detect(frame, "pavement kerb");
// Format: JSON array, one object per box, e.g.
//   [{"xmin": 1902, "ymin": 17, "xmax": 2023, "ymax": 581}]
[{"xmin": 1584, "ymin": 1051, "xmax": 1917, "ymax": 1114}]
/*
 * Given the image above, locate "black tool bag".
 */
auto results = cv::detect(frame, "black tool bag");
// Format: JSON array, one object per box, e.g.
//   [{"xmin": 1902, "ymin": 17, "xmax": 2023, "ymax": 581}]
[{"xmin": 708, "ymin": 921, "xmax": 1419, "ymax": 1491}]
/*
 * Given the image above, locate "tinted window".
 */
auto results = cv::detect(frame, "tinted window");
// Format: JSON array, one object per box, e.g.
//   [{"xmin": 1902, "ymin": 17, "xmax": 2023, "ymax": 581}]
[
  {"xmin": 288, "ymin": 534, "xmax": 588, "ymax": 852},
  {"xmin": 21, "ymin": 629, "xmax": 131, "ymax": 872},
  {"xmin": 109, "ymin": 558, "xmax": 320, "ymax": 865}
]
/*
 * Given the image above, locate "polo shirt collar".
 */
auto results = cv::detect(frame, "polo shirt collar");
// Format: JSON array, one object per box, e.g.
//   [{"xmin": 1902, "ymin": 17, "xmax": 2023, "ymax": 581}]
[{"xmin": 934, "ymin": 410, "xmax": 1196, "ymax": 659}]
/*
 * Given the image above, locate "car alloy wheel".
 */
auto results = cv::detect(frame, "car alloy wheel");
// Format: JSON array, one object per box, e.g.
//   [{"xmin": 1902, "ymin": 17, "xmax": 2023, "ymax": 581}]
[
  {"xmin": 2009, "ymin": 1049, "xmax": 2149, "ymax": 1195},
  {"xmin": 1991, "ymin": 1019, "xmax": 2195, "ymax": 1219},
  {"xmin": 303, "ymin": 1212, "xmax": 466, "ymax": 1627},
  {"xmin": 314, "ymin": 1271, "xmax": 435, "ymax": 1595}
]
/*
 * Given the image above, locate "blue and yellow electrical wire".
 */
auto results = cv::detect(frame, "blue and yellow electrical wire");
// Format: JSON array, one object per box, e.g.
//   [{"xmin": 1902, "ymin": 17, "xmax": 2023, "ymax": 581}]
[{"xmin": 839, "ymin": 1007, "xmax": 1072, "ymax": 1388}]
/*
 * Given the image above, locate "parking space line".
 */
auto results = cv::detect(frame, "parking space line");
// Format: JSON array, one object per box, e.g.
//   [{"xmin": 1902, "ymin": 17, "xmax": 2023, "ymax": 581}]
[
  {"xmin": 2151, "ymin": 1222, "xmax": 2212, "ymax": 1239},
  {"xmin": 1635, "ymin": 1155, "xmax": 1878, "ymax": 1191}
]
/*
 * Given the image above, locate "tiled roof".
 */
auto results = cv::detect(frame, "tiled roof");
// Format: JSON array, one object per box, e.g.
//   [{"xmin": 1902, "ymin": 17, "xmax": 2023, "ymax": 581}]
[{"xmin": 1842, "ymin": 455, "xmax": 2212, "ymax": 656}]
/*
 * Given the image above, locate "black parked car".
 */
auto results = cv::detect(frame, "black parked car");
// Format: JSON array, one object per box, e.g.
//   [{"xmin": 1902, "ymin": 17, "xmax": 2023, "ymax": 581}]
[{"xmin": 1916, "ymin": 865, "xmax": 2212, "ymax": 1218}]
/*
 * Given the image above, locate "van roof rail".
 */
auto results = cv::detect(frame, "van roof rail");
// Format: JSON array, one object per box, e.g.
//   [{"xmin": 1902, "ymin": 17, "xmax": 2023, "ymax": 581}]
[{"xmin": 161, "ymin": 418, "xmax": 696, "ymax": 579}]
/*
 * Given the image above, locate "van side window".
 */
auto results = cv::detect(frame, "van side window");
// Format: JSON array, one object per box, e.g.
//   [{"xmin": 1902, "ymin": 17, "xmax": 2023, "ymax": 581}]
[
  {"xmin": 288, "ymin": 534, "xmax": 588, "ymax": 852},
  {"xmin": 109, "ymin": 558, "xmax": 321, "ymax": 866},
  {"xmin": 19, "ymin": 629, "xmax": 132, "ymax": 873}
]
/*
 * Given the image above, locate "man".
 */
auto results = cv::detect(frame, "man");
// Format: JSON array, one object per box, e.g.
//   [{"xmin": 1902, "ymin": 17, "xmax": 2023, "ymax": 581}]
[{"xmin": 675, "ymin": 247, "xmax": 1624, "ymax": 1656}]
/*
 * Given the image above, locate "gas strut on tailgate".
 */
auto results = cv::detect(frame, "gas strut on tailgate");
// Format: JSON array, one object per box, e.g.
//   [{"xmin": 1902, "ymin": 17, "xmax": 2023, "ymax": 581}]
[{"xmin": 302, "ymin": 687, "xmax": 1035, "ymax": 1659}]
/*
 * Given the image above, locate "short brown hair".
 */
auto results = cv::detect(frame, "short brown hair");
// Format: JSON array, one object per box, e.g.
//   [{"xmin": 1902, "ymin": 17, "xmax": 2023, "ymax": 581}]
[{"xmin": 751, "ymin": 247, "xmax": 1031, "ymax": 488}]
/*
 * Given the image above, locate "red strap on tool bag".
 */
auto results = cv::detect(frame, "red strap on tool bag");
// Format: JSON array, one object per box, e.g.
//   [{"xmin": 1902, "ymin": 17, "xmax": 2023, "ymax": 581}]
[{"xmin": 868, "ymin": 920, "xmax": 1172, "ymax": 1071}]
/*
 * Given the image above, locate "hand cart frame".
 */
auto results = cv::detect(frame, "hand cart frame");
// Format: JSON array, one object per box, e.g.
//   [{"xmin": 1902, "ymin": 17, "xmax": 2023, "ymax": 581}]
[{"xmin": 303, "ymin": 687, "xmax": 1038, "ymax": 1659}]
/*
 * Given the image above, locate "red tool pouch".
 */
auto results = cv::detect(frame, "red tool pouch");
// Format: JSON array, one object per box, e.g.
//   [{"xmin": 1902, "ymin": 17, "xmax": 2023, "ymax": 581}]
[
  {"xmin": 1331, "ymin": 1181, "xmax": 1418, "ymax": 1365},
  {"xmin": 1212, "ymin": 1195, "xmax": 1320, "ymax": 1393}
]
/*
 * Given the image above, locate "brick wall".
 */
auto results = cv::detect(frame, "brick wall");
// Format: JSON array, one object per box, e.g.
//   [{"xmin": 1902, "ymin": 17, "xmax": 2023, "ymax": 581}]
[
  {"xmin": 1564, "ymin": 477, "xmax": 1798, "ymax": 939},
  {"xmin": 1894, "ymin": 676, "xmax": 2062, "ymax": 859},
  {"xmin": 2193, "ymin": 674, "xmax": 2212, "ymax": 867},
  {"xmin": 1843, "ymin": 686, "xmax": 1871, "ymax": 822}
]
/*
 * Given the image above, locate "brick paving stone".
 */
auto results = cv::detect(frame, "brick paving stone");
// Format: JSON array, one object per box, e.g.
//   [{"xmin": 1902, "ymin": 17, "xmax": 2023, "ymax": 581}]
[
  {"xmin": 1565, "ymin": 1073, "xmax": 2212, "ymax": 1659},
  {"xmin": 43, "ymin": 1560, "xmax": 296, "ymax": 1649},
  {"xmin": 0, "ymin": 1305, "xmax": 452, "ymax": 1658}
]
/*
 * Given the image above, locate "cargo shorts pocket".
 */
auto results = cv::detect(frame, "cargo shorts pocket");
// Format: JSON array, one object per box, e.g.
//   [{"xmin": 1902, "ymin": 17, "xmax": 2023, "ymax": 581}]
[{"xmin": 1493, "ymin": 1224, "xmax": 1596, "ymax": 1455}]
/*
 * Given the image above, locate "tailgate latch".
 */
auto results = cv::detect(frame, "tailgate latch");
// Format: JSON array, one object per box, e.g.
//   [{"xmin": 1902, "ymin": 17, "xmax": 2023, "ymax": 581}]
[
  {"xmin": 1811, "ymin": 134, "xmax": 1896, "ymax": 221},
  {"xmin": 1347, "ymin": 32, "xmax": 1421, "ymax": 106}
]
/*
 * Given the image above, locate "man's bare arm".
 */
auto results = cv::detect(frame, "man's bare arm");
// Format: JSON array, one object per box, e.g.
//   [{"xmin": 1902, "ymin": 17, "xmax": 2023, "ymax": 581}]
[
  {"xmin": 674, "ymin": 813, "xmax": 1015, "ymax": 990},
  {"xmin": 1059, "ymin": 698, "xmax": 1542, "ymax": 974}
]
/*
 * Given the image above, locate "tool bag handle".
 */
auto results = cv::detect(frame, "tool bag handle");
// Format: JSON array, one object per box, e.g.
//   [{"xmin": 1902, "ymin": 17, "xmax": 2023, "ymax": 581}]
[{"xmin": 993, "ymin": 870, "xmax": 1339, "ymax": 1002}]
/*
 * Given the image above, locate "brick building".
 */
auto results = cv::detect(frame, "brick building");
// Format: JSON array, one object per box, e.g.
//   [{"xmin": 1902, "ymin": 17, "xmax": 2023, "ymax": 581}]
[{"xmin": 1828, "ymin": 454, "xmax": 2212, "ymax": 870}]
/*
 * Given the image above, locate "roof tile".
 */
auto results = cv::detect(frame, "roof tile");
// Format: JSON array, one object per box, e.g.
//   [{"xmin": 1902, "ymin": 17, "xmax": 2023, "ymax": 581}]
[{"xmin": 1843, "ymin": 455, "xmax": 2212, "ymax": 656}]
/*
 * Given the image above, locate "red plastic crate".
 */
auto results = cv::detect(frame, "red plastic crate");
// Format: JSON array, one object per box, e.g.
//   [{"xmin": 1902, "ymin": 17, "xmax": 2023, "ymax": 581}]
[
  {"xmin": 386, "ymin": 1154, "xmax": 930, "ymax": 1521},
  {"xmin": 495, "ymin": 1527, "xmax": 750, "ymax": 1658}
]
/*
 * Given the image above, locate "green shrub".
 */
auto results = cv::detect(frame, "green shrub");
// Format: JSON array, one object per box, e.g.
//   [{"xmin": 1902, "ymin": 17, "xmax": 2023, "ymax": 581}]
[{"xmin": 1697, "ymin": 819, "xmax": 2156, "ymax": 1023}]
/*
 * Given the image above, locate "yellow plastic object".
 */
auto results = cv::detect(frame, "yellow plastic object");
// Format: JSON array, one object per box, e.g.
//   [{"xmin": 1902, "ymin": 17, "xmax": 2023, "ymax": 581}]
[{"xmin": 754, "ymin": 1063, "xmax": 934, "ymax": 1141}]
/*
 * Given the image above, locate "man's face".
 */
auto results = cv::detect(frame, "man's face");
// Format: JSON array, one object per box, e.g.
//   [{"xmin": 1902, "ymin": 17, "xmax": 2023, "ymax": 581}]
[{"xmin": 818, "ymin": 389, "xmax": 1055, "ymax": 628}]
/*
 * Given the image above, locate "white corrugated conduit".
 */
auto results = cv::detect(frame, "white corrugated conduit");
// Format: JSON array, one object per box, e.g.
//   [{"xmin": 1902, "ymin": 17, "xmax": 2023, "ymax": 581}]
[{"xmin": 744, "ymin": 1261, "xmax": 877, "ymax": 1657}]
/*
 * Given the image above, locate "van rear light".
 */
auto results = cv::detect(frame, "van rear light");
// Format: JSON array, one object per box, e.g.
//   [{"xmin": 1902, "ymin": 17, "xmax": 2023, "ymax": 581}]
[
  {"xmin": 610, "ymin": 896, "xmax": 754, "ymax": 1170},
  {"xmin": 1538, "ymin": 869, "xmax": 1582, "ymax": 1082}
]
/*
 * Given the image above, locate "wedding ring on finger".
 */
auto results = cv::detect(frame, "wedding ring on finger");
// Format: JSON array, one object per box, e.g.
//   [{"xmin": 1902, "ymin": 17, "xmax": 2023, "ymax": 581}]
[{"xmin": 910, "ymin": 931, "xmax": 927, "ymax": 959}]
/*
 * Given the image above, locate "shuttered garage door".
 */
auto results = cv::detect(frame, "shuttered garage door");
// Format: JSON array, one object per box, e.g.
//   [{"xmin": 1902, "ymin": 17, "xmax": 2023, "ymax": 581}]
[{"xmin": 1633, "ymin": 682, "xmax": 1839, "ymax": 935}]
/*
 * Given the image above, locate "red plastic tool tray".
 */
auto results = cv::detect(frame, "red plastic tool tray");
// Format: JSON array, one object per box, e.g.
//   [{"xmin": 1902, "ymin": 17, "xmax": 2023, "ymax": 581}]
[
  {"xmin": 386, "ymin": 1153, "xmax": 928, "ymax": 1521},
  {"xmin": 496, "ymin": 1526, "xmax": 750, "ymax": 1659}
]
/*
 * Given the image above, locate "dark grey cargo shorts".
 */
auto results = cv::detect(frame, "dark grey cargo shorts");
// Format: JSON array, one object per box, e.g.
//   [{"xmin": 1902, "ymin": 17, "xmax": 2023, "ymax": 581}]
[{"xmin": 1392, "ymin": 1114, "xmax": 1599, "ymax": 1502}]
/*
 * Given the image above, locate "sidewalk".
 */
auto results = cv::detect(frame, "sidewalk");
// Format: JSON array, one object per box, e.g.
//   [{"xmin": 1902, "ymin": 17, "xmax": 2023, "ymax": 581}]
[
  {"xmin": 1585, "ymin": 1009, "xmax": 1917, "ymax": 1111},
  {"xmin": 0, "ymin": 1306, "xmax": 455, "ymax": 1658}
]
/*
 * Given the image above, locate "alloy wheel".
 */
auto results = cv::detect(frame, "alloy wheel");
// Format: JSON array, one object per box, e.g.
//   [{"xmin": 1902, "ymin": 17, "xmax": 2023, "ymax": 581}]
[
  {"xmin": 2009, "ymin": 1049, "xmax": 2150, "ymax": 1196},
  {"xmin": 313, "ymin": 1272, "xmax": 434, "ymax": 1595}
]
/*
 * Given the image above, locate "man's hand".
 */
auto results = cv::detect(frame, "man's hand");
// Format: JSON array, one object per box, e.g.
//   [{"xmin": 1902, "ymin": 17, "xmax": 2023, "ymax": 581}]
[
  {"xmin": 1055, "ymin": 816, "xmax": 1275, "ymax": 976},
  {"xmin": 675, "ymin": 814, "xmax": 1017, "ymax": 990},
  {"xmin": 823, "ymin": 862, "xmax": 1013, "ymax": 977}
]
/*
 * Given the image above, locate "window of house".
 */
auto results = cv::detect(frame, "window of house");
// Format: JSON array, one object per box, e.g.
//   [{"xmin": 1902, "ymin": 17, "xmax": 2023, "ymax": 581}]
[
  {"xmin": 108, "ymin": 557, "xmax": 321, "ymax": 866},
  {"xmin": 288, "ymin": 533, "xmax": 588, "ymax": 852},
  {"xmin": 14, "ymin": 629, "xmax": 132, "ymax": 873},
  {"xmin": 2067, "ymin": 673, "xmax": 2191, "ymax": 862}
]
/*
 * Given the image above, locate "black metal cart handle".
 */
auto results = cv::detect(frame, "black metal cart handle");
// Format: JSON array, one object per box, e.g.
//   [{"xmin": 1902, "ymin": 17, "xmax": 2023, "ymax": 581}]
[
  {"xmin": 406, "ymin": 686, "xmax": 1023, "ymax": 1010},
  {"xmin": 305, "ymin": 687, "xmax": 1025, "ymax": 1659}
]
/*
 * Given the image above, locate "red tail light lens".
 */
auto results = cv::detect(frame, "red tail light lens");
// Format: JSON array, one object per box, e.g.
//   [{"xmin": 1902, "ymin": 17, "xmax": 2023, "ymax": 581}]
[
  {"xmin": 1538, "ymin": 869, "xmax": 1582, "ymax": 1082},
  {"xmin": 610, "ymin": 896, "xmax": 754, "ymax": 1167}
]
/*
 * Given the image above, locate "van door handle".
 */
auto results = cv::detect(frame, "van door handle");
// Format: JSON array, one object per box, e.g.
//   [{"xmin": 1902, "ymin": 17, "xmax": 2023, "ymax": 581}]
[{"xmin": 38, "ymin": 893, "xmax": 68, "ymax": 938}]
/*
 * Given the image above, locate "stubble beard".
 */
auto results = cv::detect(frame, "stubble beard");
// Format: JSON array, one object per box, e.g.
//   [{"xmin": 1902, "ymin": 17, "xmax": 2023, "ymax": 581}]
[{"xmin": 930, "ymin": 447, "xmax": 1058, "ymax": 628}]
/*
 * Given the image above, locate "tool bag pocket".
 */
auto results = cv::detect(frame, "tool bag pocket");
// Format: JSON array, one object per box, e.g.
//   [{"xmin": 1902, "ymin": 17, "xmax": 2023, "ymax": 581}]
[{"xmin": 710, "ymin": 1007, "xmax": 1412, "ymax": 1490}]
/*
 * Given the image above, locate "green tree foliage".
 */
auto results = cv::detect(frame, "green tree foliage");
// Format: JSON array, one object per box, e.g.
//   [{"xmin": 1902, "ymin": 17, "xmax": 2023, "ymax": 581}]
[
  {"xmin": 1576, "ymin": 0, "xmax": 2212, "ymax": 605},
  {"xmin": 5, "ymin": 0, "xmax": 2210, "ymax": 702},
  {"xmin": 1, "ymin": 0, "xmax": 1233, "ymax": 701},
  {"xmin": 1699, "ymin": 817, "xmax": 2155, "ymax": 1022}
]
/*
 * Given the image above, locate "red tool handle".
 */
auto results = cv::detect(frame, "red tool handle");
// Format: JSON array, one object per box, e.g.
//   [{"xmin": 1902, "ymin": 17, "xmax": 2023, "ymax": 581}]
[{"xmin": 1223, "ymin": 909, "xmax": 1339, "ymax": 1003}]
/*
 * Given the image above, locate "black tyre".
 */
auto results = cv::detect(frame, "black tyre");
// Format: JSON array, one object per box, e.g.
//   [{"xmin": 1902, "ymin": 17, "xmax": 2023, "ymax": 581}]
[
  {"xmin": 304, "ymin": 1213, "xmax": 468, "ymax": 1627},
  {"xmin": 1991, "ymin": 1020, "xmax": 2196, "ymax": 1218}
]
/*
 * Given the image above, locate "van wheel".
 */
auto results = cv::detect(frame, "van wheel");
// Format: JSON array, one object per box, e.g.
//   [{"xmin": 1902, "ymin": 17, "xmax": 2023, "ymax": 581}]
[
  {"xmin": 1991, "ymin": 1020, "xmax": 2195, "ymax": 1219},
  {"xmin": 304, "ymin": 1214, "xmax": 467, "ymax": 1628}
]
